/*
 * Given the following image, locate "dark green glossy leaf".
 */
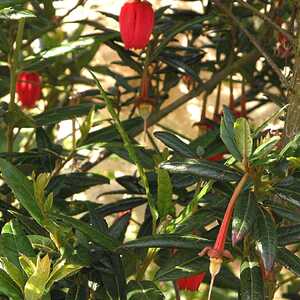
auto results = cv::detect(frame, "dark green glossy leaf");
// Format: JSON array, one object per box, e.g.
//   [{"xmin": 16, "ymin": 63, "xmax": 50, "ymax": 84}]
[
  {"xmin": 0, "ymin": 269, "xmax": 23, "ymax": 300},
  {"xmin": 0, "ymin": 7, "xmax": 35, "ymax": 19},
  {"xmin": 254, "ymin": 208, "xmax": 277, "ymax": 272},
  {"xmin": 232, "ymin": 192, "xmax": 257, "ymax": 245},
  {"xmin": 34, "ymin": 104, "xmax": 103, "ymax": 127},
  {"xmin": 127, "ymin": 281, "xmax": 164, "ymax": 300},
  {"xmin": 160, "ymin": 159, "xmax": 241, "ymax": 182},
  {"xmin": 277, "ymin": 247, "xmax": 300, "ymax": 276},
  {"xmin": 55, "ymin": 214, "xmax": 120, "ymax": 251},
  {"xmin": 83, "ymin": 118, "xmax": 143, "ymax": 145},
  {"xmin": 109, "ymin": 212, "xmax": 131, "ymax": 242},
  {"xmin": 93, "ymin": 197, "xmax": 147, "ymax": 217},
  {"xmin": 271, "ymin": 205, "xmax": 300, "ymax": 223},
  {"xmin": 0, "ymin": 158, "xmax": 43, "ymax": 224},
  {"xmin": 0, "ymin": 220, "xmax": 35, "ymax": 268},
  {"xmin": 240, "ymin": 255, "xmax": 264, "ymax": 300},
  {"xmin": 277, "ymin": 224, "xmax": 300, "ymax": 246},
  {"xmin": 119, "ymin": 234, "xmax": 212, "ymax": 251},
  {"xmin": 157, "ymin": 168, "xmax": 174, "ymax": 218},
  {"xmin": 234, "ymin": 118, "xmax": 253, "ymax": 159},
  {"xmin": 105, "ymin": 144, "xmax": 155, "ymax": 169},
  {"xmin": 154, "ymin": 131, "xmax": 196, "ymax": 158},
  {"xmin": 0, "ymin": 0, "xmax": 26, "ymax": 9},
  {"xmin": 220, "ymin": 107, "xmax": 242, "ymax": 161},
  {"xmin": 155, "ymin": 251, "xmax": 208, "ymax": 281},
  {"xmin": 47, "ymin": 172, "xmax": 109, "ymax": 198}
]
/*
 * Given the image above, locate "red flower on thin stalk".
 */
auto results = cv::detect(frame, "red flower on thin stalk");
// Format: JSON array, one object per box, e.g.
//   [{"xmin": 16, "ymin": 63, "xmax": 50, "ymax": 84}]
[
  {"xmin": 199, "ymin": 173, "xmax": 249, "ymax": 300},
  {"xmin": 119, "ymin": 0, "xmax": 154, "ymax": 49},
  {"xmin": 16, "ymin": 71, "xmax": 41, "ymax": 108},
  {"xmin": 176, "ymin": 272, "xmax": 206, "ymax": 292}
]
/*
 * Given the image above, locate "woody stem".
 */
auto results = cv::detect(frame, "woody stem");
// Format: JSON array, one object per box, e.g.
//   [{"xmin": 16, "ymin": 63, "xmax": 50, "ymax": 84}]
[
  {"xmin": 7, "ymin": 18, "xmax": 25, "ymax": 153},
  {"xmin": 213, "ymin": 172, "xmax": 249, "ymax": 252}
]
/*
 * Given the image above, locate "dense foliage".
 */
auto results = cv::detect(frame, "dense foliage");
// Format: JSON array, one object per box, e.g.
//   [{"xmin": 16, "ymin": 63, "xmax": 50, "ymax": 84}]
[{"xmin": 0, "ymin": 1, "xmax": 299, "ymax": 299}]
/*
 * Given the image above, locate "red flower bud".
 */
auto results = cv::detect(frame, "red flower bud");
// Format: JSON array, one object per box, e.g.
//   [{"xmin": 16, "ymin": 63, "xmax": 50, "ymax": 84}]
[
  {"xmin": 177, "ymin": 272, "xmax": 206, "ymax": 292},
  {"xmin": 16, "ymin": 71, "xmax": 41, "ymax": 108},
  {"xmin": 119, "ymin": 0, "xmax": 154, "ymax": 49}
]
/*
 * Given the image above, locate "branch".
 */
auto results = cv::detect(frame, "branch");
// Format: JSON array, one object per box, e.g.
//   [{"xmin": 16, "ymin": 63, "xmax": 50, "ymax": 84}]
[
  {"xmin": 214, "ymin": 0, "xmax": 289, "ymax": 88},
  {"xmin": 235, "ymin": 0, "xmax": 293, "ymax": 42}
]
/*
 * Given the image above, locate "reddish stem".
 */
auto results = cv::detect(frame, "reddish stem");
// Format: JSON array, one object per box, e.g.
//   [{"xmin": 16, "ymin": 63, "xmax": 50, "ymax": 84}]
[{"xmin": 212, "ymin": 172, "xmax": 249, "ymax": 254}]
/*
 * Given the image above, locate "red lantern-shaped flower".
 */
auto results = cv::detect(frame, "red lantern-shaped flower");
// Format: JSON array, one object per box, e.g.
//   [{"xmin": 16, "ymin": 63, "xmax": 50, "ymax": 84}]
[
  {"xmin": 16, "ymin": 71, "xmax": 41, "ymax": 108},
  {"xmin": 177, "ymin": 272, "xmax": 206, "ymax": 292},
  {"xmin": 119, "ymin": 0, "xmax": 154, "ymax": 49}
]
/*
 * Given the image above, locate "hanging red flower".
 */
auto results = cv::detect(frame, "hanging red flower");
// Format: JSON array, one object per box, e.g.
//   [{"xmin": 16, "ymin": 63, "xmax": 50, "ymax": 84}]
[
  {"xmin": 16, "ymin": 71, "xmax": 41, "ymax": 108},
  {"xmin": 177, "ymin": 272, "xmax": 206, "ymax": 292},
  {"xmin": 119, "ymin": 0, "xmax": 154, "ymax": 49}
]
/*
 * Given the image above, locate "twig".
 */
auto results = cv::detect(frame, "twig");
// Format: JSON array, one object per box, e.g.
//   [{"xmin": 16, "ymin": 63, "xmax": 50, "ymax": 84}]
[
  {"xmin": 214, "ymin": 0, "xmax": 289, "ymax": 88},
  {"xmin": 173, "ymin": 281, "xmax": 181, "ymax": 300},
  {"xmin": 7, "ymin": 18, "xmax": 25, "ymax": 153},
  {"xmin": 235, "ymin": 0, "xmax": 293, "ymax": 42},
  {"xmin": 89, "ymin": 70, "xmax": 158, "ymax": 235}
]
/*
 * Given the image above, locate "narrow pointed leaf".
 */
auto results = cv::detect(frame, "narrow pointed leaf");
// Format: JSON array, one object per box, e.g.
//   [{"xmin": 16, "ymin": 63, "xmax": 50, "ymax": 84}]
[
  {"xmin": 56, "ymin": 214, "xmax": 120, "ymax": 251},
  {"xmin": 277, "ymin": 247, "xmax": 300, "ymax": 276},
  {"xmin": 0, "ymin": 158, "xmax": 43, "ymax": 224},
  {"xmin": 0, "ymin": 269, "xmax": 23, "ymax": 300},
  {"xmin": 127, "ymin": 281, "xmax": 164, "ymax": 300},
  {"xmin": 240, "ymin": 255, "xmax": 264, "ymax": 300},
  {"xmin": 234, "ymin": 118, "xmax": 253, "ymax": 159},
  {"xmin": 154, "ymin": 131, "xmax": 196, "ymax": 158},
  {"xmin": 220, "ymin": 107, "xmax": 242, "ymax": 161},
  {"xmin": 254, "ymin": 209, "xmax": 277, "ymax": 272},
  {"xmin": 119, "ymin": 234, "xmax": 212, "ymax": 251},
  {"xmin": 160, "ymin": 159, "xmax": 241, "ymax": 182},
  {"xmin": 277, "ymin": 224, "xmax": 300, "ymax": 246},
  {"xmin": 232, "ymin": 192, "xmax": 257, "ymax": 245},
  {"xmin": 157, "ymin": 168, "xmax": 174, "ymax": 218}
]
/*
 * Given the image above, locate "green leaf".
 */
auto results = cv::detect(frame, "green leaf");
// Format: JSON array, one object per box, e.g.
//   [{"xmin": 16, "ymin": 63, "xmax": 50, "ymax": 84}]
[
  {"xmin": 0, "ymin": 1, "xmax": 27, "ymax": 9},
  {"xmin": 83, "ymin": 118, "xmax": 143, "ymax": 145},
  {"xmin": 45, "ymin": 259, "xmax": 83, "ymax": 291},
  {"xmin": 90, "ymin": 197, "xmax": 146, "ymax": 217},
  {"xmin": 4, "ymin": 104, "xmax": 36, "ymax": 128},
  {"xmin": 27, "ymin": 235, "xmax": 57, "ymax": 253},
  {"xmin": 254, "ymin": 208, "xmax": 277, "ymax": 272},
  {"xmin": 160, "ymin": 159, "xmax": 241, "ymax": 182},
  {"xmin": 109, "ymin": 212, "xmax": 131, "ymax": 242},
  {"xmin": 0, "ymin": 159, "xmax": 44, "ymax": 224},
  {"xmin": 252, "ymin": 136, "xmax": 280, "ymax": 159},
  {"xmin": 232, "ymin": 192, "xmax": 257, "ymax": 245},
  {"xmin": 151, "ymin": 14, "xmax": 214, "ymax": 61},
  {"xmin": 0, "ymin": 220, "xmax": 35, "ymax": 268},
  {"xmin": 56, "ymin": 214, "xmax": 120, "ymax": 251},
  {"xmin": 127, "ymin": 281, "xmax": 164, "ymax": 300},
  {"xmin": 19, "ymin": 255, "xmax": 36, "ymax": 278},
  {"xmin": 154, "ymin": 131, "xmax": 196, "ymax": 158},
  {"xmin": 220, "ymin": 107, "xmax": 242, "ymax": 161},
  {"xmin": 157, "ymin": 169, "xmax": 174, "ymax": 219},
  {"xmin": 234, "ymin": 118, "xmax": 253, "ymax": 159},
  {"xmin": 79, "ymin": 105, "xmax": 95, "ymax": 143},
  {"xmin": 155, "ymin": 251, "xmax": 208, "ymax": 281},
  {"xmin": 0, "ymin": 269, "xmax": 23, "ymax": 300},
  {"xmin": 0, "ymin": 257, "xmax": 26, "ymax": 291},
  {"xmin": 240, "ymin": 255, "xmax": 264, "ymax": 300},
  {"xmin": 277, "ymin": 247, "xmax": 300, "ymax": 276},
  {"xmin": 0, "ymin": 7, "xmax": 35, "ymax": 19},
  {"xmin": 24, "ymin": 255, "xmax": 51, "ymax": 300},
  {"xmin": 34, "ymin": 104, "xmax": 102, "ymax": 127},
  {"xmin": 277, "ymin": 224, "xmax": 300, "ymax": 246},
  {"xmin": 270, "ymin": 205, "xmax": 300, "ymax": 223},
  {"xmin": 47, "ymin": 172, "xmax": 109, "ymax": 199},
  {"xmin": 119, "ymin": 234, "xmax": 212, "ymax": 251},
  {"xmin": 24, "ymin": 37, "xmax": 96, "ymax": 68}
]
